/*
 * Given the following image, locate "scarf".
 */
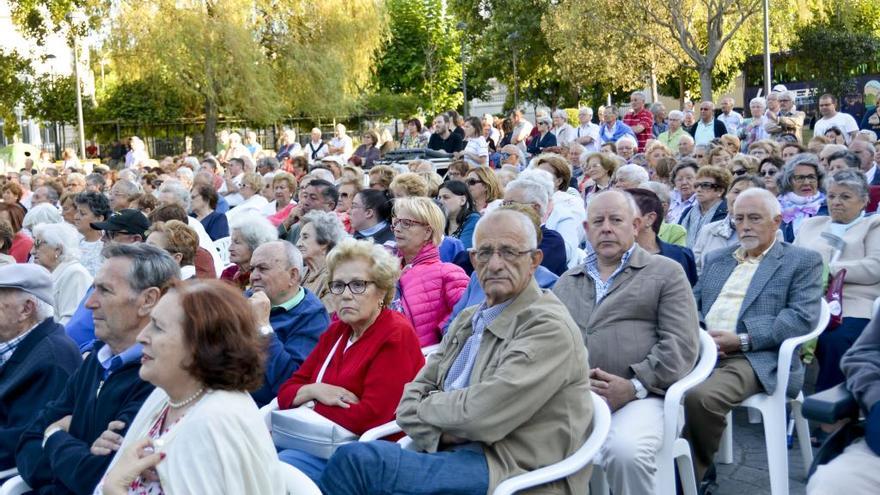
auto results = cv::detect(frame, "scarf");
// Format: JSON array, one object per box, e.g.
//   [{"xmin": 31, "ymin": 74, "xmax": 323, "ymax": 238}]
[{"xmin": 779, "ymin": 191, "xmax": 825, "ymax": 224}]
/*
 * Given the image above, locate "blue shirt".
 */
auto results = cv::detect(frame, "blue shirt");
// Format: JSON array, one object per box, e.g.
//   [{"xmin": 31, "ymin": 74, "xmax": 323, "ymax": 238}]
[
  {"xmin": 444, "ymin": 299, "xmax": 513, "ymax": 391},
  {"xmin": 0, "ymin": 324, "xmax": 36, "ymax": 367},
  {"xmin": 96, "ymin": 342, "xmax": 143, "ymax": 380},
  {"xmin": 584, "ymin": 244, "xmax": 636, "ymax": 304}
]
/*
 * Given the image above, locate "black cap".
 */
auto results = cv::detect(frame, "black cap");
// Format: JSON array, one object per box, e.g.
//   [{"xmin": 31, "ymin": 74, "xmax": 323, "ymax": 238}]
[{"xmin": 91, "ymin": 209, "xmax": 151, "ymax": 238}]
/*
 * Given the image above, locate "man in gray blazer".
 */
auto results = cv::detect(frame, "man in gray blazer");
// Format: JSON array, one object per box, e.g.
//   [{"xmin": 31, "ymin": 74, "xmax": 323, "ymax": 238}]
[
  {"xmin": 685, "ymin": 188, "xmax": 823, "ymax": 487},
  {"xmin": 554, "ymin": 189, "xmax": 700, "ymax": 494}
]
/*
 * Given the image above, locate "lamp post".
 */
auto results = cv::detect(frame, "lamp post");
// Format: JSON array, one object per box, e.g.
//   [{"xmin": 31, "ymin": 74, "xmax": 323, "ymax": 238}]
[
  {"xmin": 762, "ymin": 0, "xmax": 772, "ymax": 96},
  {"xmin": 67, "ymin": 11, "xmax": 87, "ymax": 160},
  {"xmin": 457, "ymin": 22, "xmax": 468, "ymax": 117},
  {"xmin": 508, "ymin": 32, "xmax": 521, "ymax": 110}
]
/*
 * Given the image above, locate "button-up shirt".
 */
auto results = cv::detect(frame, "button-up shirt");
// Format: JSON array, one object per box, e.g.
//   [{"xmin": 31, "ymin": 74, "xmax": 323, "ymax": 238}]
[
  {"xmin": 97, "ymin": 342, "xmax": 144, "ymax": 380},
  {"xmin": 584, "ymin": 244, "xmax": 636, "ymax": 304},
  {"xmin": 0, "ymin": 323, "xmax": 37, "ymax": 367},
  {"xmin": 694, "ymin": 120, "xmax": 716, "ymax": 145},
  {"xmin": 705, "ymin": 242, "xmax": 776, "ymax": 333},
  {"xmin": 444, "ymin": 299, "xmax": 513, "ymax": 391}
]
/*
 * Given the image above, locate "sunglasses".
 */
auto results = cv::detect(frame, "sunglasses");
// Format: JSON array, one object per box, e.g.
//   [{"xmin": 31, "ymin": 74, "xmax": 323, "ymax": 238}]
[
  {"xmin": 760, "ymin": 169, "xmax": 777, "ymax": 177},
  {"xmin": 466, "ymin": 178, "xmax": 483, "ymax": 186},
  {"xmin": 731, "ymin": 168, "xmax": 748, "ymax": 176},
  {"xmin": 694, "ymin": 182, "xmax": 721, "ymax": 190}
]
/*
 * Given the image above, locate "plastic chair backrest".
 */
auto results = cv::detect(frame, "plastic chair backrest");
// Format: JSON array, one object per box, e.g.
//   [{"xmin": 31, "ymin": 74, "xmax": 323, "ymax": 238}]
[
  {"xmin": 661, "ymin": 331, "xmax": 717, "ymax": 457},
  {"xmin": 773, "ymin": 299, "xmax": 830, "ymax": 401}
]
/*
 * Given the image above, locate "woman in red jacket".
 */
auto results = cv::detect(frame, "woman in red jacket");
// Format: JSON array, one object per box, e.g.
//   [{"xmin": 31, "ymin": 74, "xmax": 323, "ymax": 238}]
[
  {"xmin": 276, "ymin": 238, "xmax": 425, "ymax": 482},
  {"xmin": 0, "ymin": 203, "xmax": 31, "ymax": 263}
]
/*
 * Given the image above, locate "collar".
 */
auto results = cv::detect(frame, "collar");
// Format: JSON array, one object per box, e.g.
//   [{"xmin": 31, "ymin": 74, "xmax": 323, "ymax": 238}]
[
  {"xmin": 358, "ymin": 221, "xmax": 388, "ymax": 237},
  {"xmin": 698, "ymin": 119, "xmax": 714, "ymax": 127},
  {"xmin": 472, "ymin": 298, "xmax": 514, "ymax": 331},
  {"xmin": 585, "ymin": 243, "xmax": 637, "ymax": 271},
  {"xmin": 97, "ymin": 342, "xmax": 143, "ymax": 371},
  {"xmin": 481, "ymin": 279, "xmax": 543, "ymax": 340},
  {"xmin": 275, "ymin": 286, "xmax": 306, "ymax": 312},
  {"xmin": 734, "ymin": 240, "xmax": 777, "ymax": 264}
]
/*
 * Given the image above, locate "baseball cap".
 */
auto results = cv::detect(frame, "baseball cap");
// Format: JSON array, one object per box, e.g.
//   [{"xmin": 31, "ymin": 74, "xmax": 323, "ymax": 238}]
[{"xmin": 90, "ymin": 209, "xmax": 151, "ymax": 238}]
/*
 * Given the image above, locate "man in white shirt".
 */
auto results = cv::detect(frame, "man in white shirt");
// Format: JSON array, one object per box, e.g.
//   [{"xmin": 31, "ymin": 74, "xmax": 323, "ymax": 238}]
[
  {"xmin": 327, "ymin": 124, "xmax": 353, "ymax": 160},
  {"xmin": 218, "ymin": 158, "xmax": 246, "ymax": 207},
  {"xmin": 574, "ymin": 107, "xmax": 601, "ymax": 153},
  {"xmin": 509, "ymin": 109, "xmax": 534, "ymax": 153},
  {"xmin": 814, "ymin": 93, "xmax": 860, "ymax": 143},
  {"xmin": 305, "ymin": 128, "xmax": 329, "ymax": 165},
  {"xmin": 551, "ymin": 109, "xmax": 576, "ymax": 148},
  {"xmin": 717, "ymin": 96, "xmax": 743, "ymax": 136}
]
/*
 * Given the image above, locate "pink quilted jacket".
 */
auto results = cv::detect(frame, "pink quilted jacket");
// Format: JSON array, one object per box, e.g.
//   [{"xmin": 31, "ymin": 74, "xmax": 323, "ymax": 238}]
[{"xmin": 398, "ymin": 243, "xmax": 469, "ymax": 346}]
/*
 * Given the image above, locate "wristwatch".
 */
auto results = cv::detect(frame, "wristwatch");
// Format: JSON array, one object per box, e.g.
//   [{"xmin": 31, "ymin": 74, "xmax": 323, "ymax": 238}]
[
  {"xmin": 630, "ymin": 378, "xmax": 649, "ymax": 400},
  {"xmin": 43, "ymin": 426, "xmax": 63, "ymax": 448},
  {"xmin": 739, "ymin": 333, "xmax": 751, "ymax": 353}
]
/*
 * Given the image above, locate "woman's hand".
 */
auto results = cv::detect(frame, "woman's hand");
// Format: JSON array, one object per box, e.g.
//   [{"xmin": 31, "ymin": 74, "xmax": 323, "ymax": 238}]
[
  {"xmin": 101, "ymin": 438, "xmax": 165, "ymax": 495},
  {"xmin": 299, "ymin": 383, "xmax": 360, "ymax": 408}
]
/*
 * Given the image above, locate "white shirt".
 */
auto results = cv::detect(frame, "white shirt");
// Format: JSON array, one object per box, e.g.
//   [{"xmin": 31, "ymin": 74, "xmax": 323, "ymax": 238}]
[
  {"xmin": 52, "ymin": 260, "xmax": 93, "ymax": 326},
  {"xmin": 226, "ymin": 195, "xmax": 269, "ymax": 223},
  {"xmin": 219, "ymin": 173, "xmax": 245, "ymax": 207},
  {"xmin": 552, "ymin": 123, "xmax": 576, "ymax": 148},
  {"xmin": 866, "ymin": 164, "xmax": 878, "ymax": 184},
  {"xmin": 306, "ymin": 140, "xmax": 329, "ymax": 164},
  {"xmin": 717, "ymin": 110, "xmax": 743, "ymax": 135},
  {"xmin": 575, "ymin": 123, "xmax": 601, "ymax": 152},
  {"xmin": 511, "ymin": 120, "xmax": 534, "ymax": 152},
  {"xmin": 814, "ymin": 112, "xmax": 860, "ymax": 143},
  {"xmin": 694, "ymin": 120, "xmax": 716, "ymax": 146},
  {"xmin": 329, "ymin": 135, "xmax": 353, "ymax": 159},
  {"xmin": 463, "ymin": 137, "xmax": 489, "ymax": 168}
]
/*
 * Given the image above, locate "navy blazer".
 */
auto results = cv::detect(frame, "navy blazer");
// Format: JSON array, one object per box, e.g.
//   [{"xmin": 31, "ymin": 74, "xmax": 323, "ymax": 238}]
[
  {"xmin": 0, "ymin": 319, "xmax": 81, "ymax": 470},
  {"xmin": 658, "ymin": 238, "xmax": 698, "ymax": 287},
  {"xmin": 694, "ymin": 242, "xmax": 823, "ymax": 397},
  {"xmin": 527, "ymin": 132, "xmax": 558, "ymax": 155}
]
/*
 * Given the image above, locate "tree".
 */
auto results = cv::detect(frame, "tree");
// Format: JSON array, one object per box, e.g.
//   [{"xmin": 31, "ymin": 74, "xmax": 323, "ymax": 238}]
[
  {"xmin": 0, "ymin": 50, "xmax": 33, "ymax": 140},
  {"xmin": 10, "ymin": 0, "xmax": 102, "ymax": 45},
  {"xmin": 93, "ymin": 77, "xmax": 199, "ymax": 123},
  {"xmin": 24, "ymin": 74, "xmax": 84, "ymax": 125},
  {"xmin": 374, "ymin": 0, "xmax": 462, "ymax": 115}
]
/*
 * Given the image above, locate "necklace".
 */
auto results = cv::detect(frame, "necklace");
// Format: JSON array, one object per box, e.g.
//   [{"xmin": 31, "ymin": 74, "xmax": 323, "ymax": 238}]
[{"xmin": 167, "ymin": 387, "xmax": 205, "ymax": 409}]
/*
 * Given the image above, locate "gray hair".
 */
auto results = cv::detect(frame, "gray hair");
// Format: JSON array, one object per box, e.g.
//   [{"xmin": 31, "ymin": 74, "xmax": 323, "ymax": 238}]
[
  {"xmin": 158, "ymin": 180, "xmax": 191, "ymax": 210},
  {"xmin": 505, "ymin": 176, "xmax": 551, "ymax": 219},
  {"xmin": 578, "ymin": 107, "xmax": 593, "ymax": 117},
  {"xmin": 516, "ymin": 168, "xmax": 556, "ymax": 196},
  {"xmin": 668, "ymin": 110, "xmax": 684, "ymax": 120},
  {"xmin": 101, "ymin": 243, "xmax": 181, "ymax": 293},
  {"xmin": 33, "ymin": 222, "xmax": 82, "ymax": 263},
  {"xmin": 615, "ymin": 164, "xmax": 650, "ymax": 184},
  {"xmin": 826, "ymin": 169, "xmax": 869, "ymax": 200},
  {"xmin": 183, "ymin": 156, "xmax": 200, "ymax": 170},
  {"xmin": 23, "ymin": 203, "xmax": 63, "ymax": 231},
  {"xmin": 750, "ymin": 97, "xmax": 767, "ymax": 108},
  {"xmin": 858, "ymin": 129, "xmax": 878, "ymax": 142},
  {"xmin": 827, "ymin": 150, "xmax": 861, "ymax": 170},
  {"xmin": 616, "ymin": 135, "xmax": 637, "ymax": 149},
  {"xmin": 301, "ymin": 210, "xmax": 347, "ymax": 250},
  {"xmin": 778, "ymin": 153, "xmax": 826, "ymax": 194},
  {"xmin": 36, "ymin": 185, "xmax": 60, "ymax": 203},
  {"xmin": 536, "ymin": 115, "xmax": 552, "ymax": 126},
  {"xmin": 630, "ymin": 91, "xmax": 647, "ymax": 101},
  {"xmin": 639, "ymin": 181, "xmax": 671, "ymax": 205},
  {"xmin": 257, "ymin": 156, "xmax": 279, "ymax": 172},
  {"xmin": 113, "ymin": 179, "xmax": 141, "ymax": 199},
  {"xmin": 679, "ymin": 134, "xmax": 695, "ymax": 145},
  {"xmin": 551, "ymin": 109, "xmax": 569, "ymax": 120},
  {"xmin": 229, "ymin": 212, "xmax": 278, "ymax": 252},
  {"xmin": 650, "ymin": 102, "xmax": 666, "ymax": 113},
  {"xmin": 587, "ymin": 189, "xmax": 640, "ymax": 217},
  {"xmin": 118, "ymin": 169, "xmax": 139, "ymax": 184},
  {"xmin": 473, "ymin": 209, "xmax": 538, "ymax": 250},
  {"xmin": 258, "ymin": 240, "xmax": 304, "ymax": 274},
  {"xmin": 734, "ymin": 188, "xmax": 782, "ymax": 217}
]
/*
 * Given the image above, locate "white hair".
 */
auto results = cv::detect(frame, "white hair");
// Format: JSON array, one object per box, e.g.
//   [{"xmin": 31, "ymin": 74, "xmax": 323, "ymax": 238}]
[
  {"xmin": 310, "ymin": 168, "xmax": 336, "ymax": 184},
  {"xmin": 615, "ymin": 164, "xmax": 650, "ymax": 184},
  {"xmin": 183, "ymin": 156, "xmax": 200, "ymax": 170},
  {"xmin": 668, "ymin": 110, "xmax": 684, "ymax": 120},
  {"xmin": 578, "ymin": 107, "xmax": 593, "ymax": 117},
  {"xmin": 616, "ymin": 135, "xmax": 637, "ymax": 148},
  {"xmin": 23, "ymin": 203, "xmax": 63, "ymax": 230},
  {"xmin": 750, "ymin": 97, "xmax": 767, "ymax": 108},
  {"xmin": 552, "ymin": 109, "xmax": 569, "ymax": 120},
  {"xmin": 586, "ymin": 189, "xmax": 640, "ymax": 218},
  {"xmin": 631, "ymin": 91, "xmax": 647, "ymax": 101},
  {"xmin": 257, "ymin": 240, "xmax": 304, "ymax": 274},
  {"xmin": 175, "ymin": 167, "xmax": 194, "ymax": 183},
  {"xmin": 158, "ymin": 180, "xmax": 191, "ymax": 210},
  {"xmin": 516, "ymin": 169, "xmax": 556, "ymax": 198},
  {"xmin": 505, "ymin": 176, "xmax": 550, "ymax": 219},
  {"xmin": 734, "ymin": 187, "xmax": 782, "ymax": 217},
  {"xmin": 118, "ymin": 169, "xmax": 139, "ymax": 184},
  {"xmin": 678, "ymin": 134, "xmax": 695, "ymax": 145},
  {"xmin": 229, "ymin": 212, "xmax": 278, "ymax": 252},
  {"xmin": 33, "ymin": 222, "xmax": 82, "ymax": 263},
  {"xmin": 473, "ymin": 209, "xmax": 538, "ymax": 250},
  {"xmin": 639, "ymin": 181, "xmax": 671, "ymax": 205}
]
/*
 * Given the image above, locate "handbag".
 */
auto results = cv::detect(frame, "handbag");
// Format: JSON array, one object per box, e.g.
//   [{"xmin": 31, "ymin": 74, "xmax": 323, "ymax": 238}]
[
  {"xmin": 271, "ymin": 335, "xmax": 358, "ymax": 458},
  {"xmin": 825, "ymin": 268, "xmax": 846, "ymax": 330}
]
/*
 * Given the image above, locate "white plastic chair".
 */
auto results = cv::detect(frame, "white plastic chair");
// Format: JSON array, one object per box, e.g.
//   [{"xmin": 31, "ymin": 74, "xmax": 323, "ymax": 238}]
[
  {"xmin": 590, "ymin": 331, "xmax": 717, "ymax": 495},
  {"xmin": 716, "ymin": 299, "xmax": 830, "ymax": 495},
  {"xmin": 0, "ymin": 475, "xmax": 29, "ymax": 495},
  {"xmin": 280, "ymin": 463, "xmax": 322, "ymax": 495},
  {"xmin": 358, "ymin": 392, "xmax": 611, "ymax": 495},
  {"xmin": 0, "ymin": 470, "xmax": 15, "ymax": 482},
  {"xmin": 213, "ymin": 236, "xmax": 231, "ymax": 266}
]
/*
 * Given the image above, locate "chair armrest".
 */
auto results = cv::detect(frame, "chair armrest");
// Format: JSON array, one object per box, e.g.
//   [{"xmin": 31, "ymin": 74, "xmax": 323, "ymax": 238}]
[
  {"xmin": 359, "ymin": 420, "xmax": 403, "ymax": 442},
  {"xmin": 776, "ymin": 299, "xmax": 830, "ymax": 397},
  {"xmin": 0, "ymin": 475, "xmax": 30, "ymax": 495},
  {"xmin": 662, "ymin": 331, "xmax": 717, "ymax": 452},
  {"xmin": 803, "ymin": 383, "xmax": 860, "ymax": 424}
]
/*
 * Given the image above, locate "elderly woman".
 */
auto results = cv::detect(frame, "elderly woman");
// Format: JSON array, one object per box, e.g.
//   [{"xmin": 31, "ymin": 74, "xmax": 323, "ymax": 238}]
[
  {"xmin": 353, "ymin": 130, "xmax": 381, "ymax": 169},
  {"xmin": 275, "ymin": 239, "xmax": 425, "ymax": 481},
  {"xmin": 147, "ymin": 220, "xmax": 200, "ymax": 280},
  {"xmin": 741, "ymin": 96, "xmax": 769, "ymax": 149},
  {"xmin": 222, "ymin": 212, "xmax": 279, "ymax": 290},
  {"xmin": 391, "ymin": 197, "xmax": 469, "ymax": 346},
  {"xmin": 263, "ymin": 172, "xmax": 297, "ymax": 227},
  {"xmin": 727, "ymin": 154, "xmax": 759, "ymax": 178},
  {"xmin": 778, "ymin": 153, "xmax": 827, "ymax": 242},
  {"xmin": 31, "ymin": 222, "xmax": 92, "ymax": 324},
  {"xmin": 296, "ymin": 210, "xmax": 347, "ymax": 307},
  {"xmin": 2, "ymin": 182, "xmax": 26, "ymax": 211},
  {"xmin": 613, "ymin": 163, "xmax": 649, "ymax": 189},
  {"xmin": 95, "ymin": 280, "xmax": 284, "ymax": 494},
  {"xmin": 73, "ymin": 192, "xmax": 113, "ymax": 276},
  {"xmin": 455, "ymin": 116, "xmax": 489, "ymax": 167},
  {"xmin": 23, "ymin": 203, "xmax": 63, "ymax": 234},
  {"xmin": 582, "ymin": 151, "xmax": 618, "ymax": 197},
  {"xmin": 794, "ymin": 169, "xmax": 880, "ymax": 393},
  {"xmin": 679, "ymin": 165, "xmax": 732, "ymax": 248},
  {"xmin": 437, "ymin": 180, "xmax": 480, "ymax": 249},
  {"xmin": 367, "ymin": 165, "xmax": 396, "ymax": 191},
  {"xmin": 645, "ymin": 142, "xmax": 672, "ymax": 174},
  {"xmin": 350, "ymin": 189, "xmax": 394, "ymax": 244},
  {"xmin": 667, "ymin": 160, "xmax": 699, "ymax": 224},
  {"xmin": 190, "ymin": 184, "xmax": 228, "ymax": 241},
  {"xmin": 720, "ymin": 134, "xmax": 741, "ymax": 157},
  {"xmin": 657, "ymin": 110, "xmax": 688, "ymax": 150},
  {"xmin": 465, "ymin": 166, "xmax": 503, "ymax": 213},
  {"xmin": 527, "ymin": 115, "xmax": 558, "ymax": 156},
  {"xmin": 747, "ymin": 139, "xmax": 779, "ymax": 161},
  {"xmin": 400, "ymin": 118, "xmax": 428, "ymax": 149},
  {"xmin": 389, "ymin": 173, "xmax": 429, "ymax": 198},
  {"xmin": 707, "ymin": 147, "xmax": 732, "ymax": 168},
  {"xmin": 444, "ymin": 159, "xmax": 470, "ymax": 182},
  {"xmin": 759, "ymin": 156, "xmax": 783, "ymax": 196},
  {"xmin": 225, "ymin": 172, "xmax": 268, "ymax": 223},
  {"xmin": 692, "ymin": 175, "xmax": 765, "ymax": 274}
]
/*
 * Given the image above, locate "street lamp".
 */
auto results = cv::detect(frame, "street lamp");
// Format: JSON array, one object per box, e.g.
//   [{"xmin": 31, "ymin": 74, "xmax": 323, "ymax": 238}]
[
  {"xmin": 508, "ymin": 32, "xmax": 521, "ymax": 110},
  {"xmin": 457, "ymin": 22, "xmax": 468, "ymax": 117},
  {"xmin": 66, "ymin": 10, "xmax": 87, "ymax": 160}
]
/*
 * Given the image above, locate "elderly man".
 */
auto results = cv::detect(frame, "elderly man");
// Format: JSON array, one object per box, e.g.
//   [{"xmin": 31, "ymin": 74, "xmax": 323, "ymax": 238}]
[
  {"xmin": 247, "ymin": 240, "xmax": 329, "ymax": 406},
  {"xmin": 502, "ymin": 176, "xmax": 570, "ymax": 275},
  {"xmin": 599, "ymin": 105, "xmax": 637, "ymax": 146},
  {"xmin": 651, "ymin": 102, "xmax": 668, "ymax": 137},
  {"xmin": 551, "ymin": 109, "xmax": 576, "ymax": 148},
  {"xmin": 684, "ymin": 188, "xmax": 823, "ymax": 489},
  {"xmin": 623, "ymin": 91, "xmax": 655, "ymax": 152},
  {"xmin": 0, "ymin": 265, "xmax": 81, "ymax": 471},
  {"xmin": 427, "ymin": 114, "xmax": 464, "ymax": 154},
  {"xmin": 553, "ymin": 189, "xmax": 700, "ymax": 494},
  {"xmin": 157, "ymin": 179, "xmax": 222, "ymax": 274},
  {"xmin": 616, "ymin": 135, "xmax": 637, "ymax": 162},
  {"xmin": 814, "ymin": 93, "xmax": 860, "ymax": 143},
  {"xmin": 508, "ymin": 109, "xmax": 534, "ymax": 153},
  {"xmin": 15, "ymin": 244, "xmax": 178, "ymax": 494},
  {"xmin": 31, "ymin": 185, "xmax": 60, "ymax": 208},
  {"xmin": 279, "ymin": 179, "xmax": 338, "ymax": 244},
  {"xmin": 91, "ymin": 208, "xmax": 150, "ymax": 245},
  {"xmin": 320, "ymin": 208, "xmax": 593, "ymax": 494},
  {"xmin": 688, "ymin": 101, "xmax": 727, "ymax": 145},
  {"xmin": 717, "ymin": 96, "xmax": 743, "ymax": 136},
  {"xmin": 850, "ymin": 139, "xmax": 879, "ymax": 185},
  {"xmin": 108, "ymin": 179, "xmax": 140, "ymax": 212},
  {"xmin": 574, "ymin": 106, "xmax": 601, "ymax": 153},
  {"xmin": 766, "ymin": 91, "xmax": 805, "ymax": 142},
  {"xmin": 305, "ymin": 128, "xmax": 329, "ymax": 165},
  {"xmin": 678, "ymin": 134, "xmax": 696, "ymax": 158}
]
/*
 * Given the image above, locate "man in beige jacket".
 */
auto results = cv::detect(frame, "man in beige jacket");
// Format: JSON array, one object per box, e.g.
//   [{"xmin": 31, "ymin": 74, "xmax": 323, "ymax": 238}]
[
  {"xmin": 320, "ymin": 208, "xmax": 593, "ymax": 494},
  {"xmin": 554, "ymin": 189, "xmax": 700, "ymax": 494}
]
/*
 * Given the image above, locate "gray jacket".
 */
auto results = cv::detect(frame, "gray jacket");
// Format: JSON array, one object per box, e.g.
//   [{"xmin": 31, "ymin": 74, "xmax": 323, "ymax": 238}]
[
  {"xmin": 695, "ymin": 241, "xmax": 823, "ymax": 397},
  {"xmin": 842, "ymin": 306, "xmax": 880, "ymax": 413}
]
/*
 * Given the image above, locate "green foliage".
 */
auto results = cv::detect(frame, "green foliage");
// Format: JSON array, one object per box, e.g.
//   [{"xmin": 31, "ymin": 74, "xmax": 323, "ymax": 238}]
[
  {"xmin": 374, "ymin": 0, "xmax": 462, "ymax": 114},
  {"xmin": 23, "ymin": 75, "xmax": 89, "ymax": 125},
  {"xmin": 362, "ymin": 92, "xmax": 423, "ymax": 119},
  {"xmin": 790, "ymin": 21, "xmax": 880, "ymax": 100},
  {"xmin": 93, "ymin": 77, "xmax": 199, "ymax": 123},
  {"xmin": 10, "ymin": 0, "xmax": 103, "ymax": 44},
  {"xmin": 0, "ymin": 50, "xmax": 33, "ymax": 139}
]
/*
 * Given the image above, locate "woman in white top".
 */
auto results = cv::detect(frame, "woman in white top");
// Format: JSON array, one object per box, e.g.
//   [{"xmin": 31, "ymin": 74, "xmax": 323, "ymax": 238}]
[
  {"xmin": 94, "ymin": 281, "xmax": 284, "ymax": 495},
  {"xmin": 455, "ymin": 116, "xmax": 488, "ymax": 167},
  {"xmin": 225, "ymin": 173, "xmax": 268, "ymax": 223},
  {"xmin": 72, "ymin": 192, "xmax": 112, "ymax": 277},
  {"xmin": 31, "ymin": 223, "xmax": 93, "ymax": 325}
]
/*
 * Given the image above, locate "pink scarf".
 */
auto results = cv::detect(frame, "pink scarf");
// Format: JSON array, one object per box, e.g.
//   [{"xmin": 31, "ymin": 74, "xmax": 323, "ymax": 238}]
[{"xmin": 779, "ymin": 191, "xmax": 825, "ymax": 224}]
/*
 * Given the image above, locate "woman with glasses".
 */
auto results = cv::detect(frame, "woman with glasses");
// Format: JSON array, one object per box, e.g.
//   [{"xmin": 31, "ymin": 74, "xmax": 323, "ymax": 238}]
[
  {"xmin": 296, "ymin": 211, "xmax": 348, "ymax": 308},
  {"xmin": 678, "ymin": 165, "xmax": 732, "ymax": 248},
  {"xmin": 276, "ymin": 239, "xmax": 425, "ymax": 482},
  {"xmin": 350, "ymin": 189, "xmax": 395, "ymax": 245},
  {"xmin": 391, "ymin": 197, "xmax": 469, "ymax": 347},
  {"xmin": 728, "ymin": 154, "xmax": 759, "ymax": 178},
  {"xmin": 667, "ymin": 160, "xmax": 699, "ymax": 223},
  {"xmin": 758, "ymin": 156, "xmax": 783, "ymax": 196},
  {"xmin": 582, "ymin": 152, "xmax": 619, "ymax": 199},
  {"xmin": 464, "ymin": 167, "xmax": 503, "ymax": 213},
  {"xmin": 526, "ymin": 116, "xmax": 558, "ymax": 156},
  {"xmin": 437, "ymin": 180, "xmax": 480, "ymax": 249},
  {"xmin": 777, "ymin": 153, "xmax": 828, "ymax": 242}
]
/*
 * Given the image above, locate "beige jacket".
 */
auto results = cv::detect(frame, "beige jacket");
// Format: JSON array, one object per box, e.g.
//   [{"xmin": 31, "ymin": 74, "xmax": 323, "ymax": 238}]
[
  {"xmin": 553, "ymin": 245, "xmax": 700, "ymax": 395},
  {"xmin": 794, "ymin": 215, "xmax": 880, "ymax": 319},
  {"xmin": 396, "ymin": 280, "xmax": 593, "ymax": 494}
]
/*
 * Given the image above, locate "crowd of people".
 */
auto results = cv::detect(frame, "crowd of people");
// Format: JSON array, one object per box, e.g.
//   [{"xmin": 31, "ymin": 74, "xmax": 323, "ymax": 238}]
[{"xmin": 1, "ymin": 87, "xmax": 880, "ymax": 495}]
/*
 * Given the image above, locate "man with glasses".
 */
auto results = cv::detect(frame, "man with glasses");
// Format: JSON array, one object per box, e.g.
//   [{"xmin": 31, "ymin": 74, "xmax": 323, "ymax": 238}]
[
  {"xmin": 320, "ymin": 208, "xmax": 593, "ymax": 495},
  {"xmin": 688, "ymin": 101, "xmax": 727, "ymax": 145},
  {"xmin": 766, "ymin": 91, "xmax": 805, "ymax": 142},
  {"xmin": 279, "ymin": 179, "xmax": 339, "ymax": 244},
  {"xmin": 247, "ymin": 240, "xmax": 329, "ymax": 406},
  {"xmin": 814, "ymin": 93, "xmax": 860, "ymax": 144},
  {"xmin": 554, "ymin": 189, "xmax": 700, "ymax": 494}
]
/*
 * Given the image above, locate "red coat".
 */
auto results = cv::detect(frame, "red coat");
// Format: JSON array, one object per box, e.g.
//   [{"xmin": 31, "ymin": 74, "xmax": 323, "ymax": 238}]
[
  {"xmin": 9, "ymin": 231, "xmax": 33, "ymax": 263},
  {"xmin": 277, "ymin": 308, "xmax": 425, "ymax": 434}
]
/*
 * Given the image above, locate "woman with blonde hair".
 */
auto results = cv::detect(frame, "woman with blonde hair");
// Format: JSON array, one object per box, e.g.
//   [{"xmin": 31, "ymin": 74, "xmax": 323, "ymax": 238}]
[
  {"xmin": 464, "ymin": 167, "xmax": 502, "ymax": 213},
  {"xmin": 146, "ymin": 220, "xmax": 200, "ymax": 280},
  {"xmin": 581, "ymin": 152, "xmax": 619, "ymax": 197},
  {"xmin": 389, "ymin": 173, "xmax": 429, "ymax": 198}
]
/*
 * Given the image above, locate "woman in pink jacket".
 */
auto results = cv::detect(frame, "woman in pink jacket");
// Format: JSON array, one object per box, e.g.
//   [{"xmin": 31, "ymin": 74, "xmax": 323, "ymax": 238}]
[{"xmin": 391, "ymin": 197, "xmax": 469, "ymax": 346}]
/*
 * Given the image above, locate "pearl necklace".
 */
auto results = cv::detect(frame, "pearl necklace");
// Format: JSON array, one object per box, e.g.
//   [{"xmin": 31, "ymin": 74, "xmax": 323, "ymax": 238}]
[{"xmin": 167, "ymin": 387, "xmax": 205, "ymax": 409}]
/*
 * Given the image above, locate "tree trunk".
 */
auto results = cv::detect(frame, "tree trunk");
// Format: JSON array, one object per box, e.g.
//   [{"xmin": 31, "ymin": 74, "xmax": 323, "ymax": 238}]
[
  {"xmin": 698, "ymin": 67, "xmax": 713, "ymax": 103},
  {"xmin": 649, "ymin": 65, "xmax": 658, "ymax": 103},
  {"xmin": 203, "ymin": 98, "xmax": 218, "ymax": 155},
  {"xmin": 679, "ymin": 70, "xmax": 686, "ymax": 110}
]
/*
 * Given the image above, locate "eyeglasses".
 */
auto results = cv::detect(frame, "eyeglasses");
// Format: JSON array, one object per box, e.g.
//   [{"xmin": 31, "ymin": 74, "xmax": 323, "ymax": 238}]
[
  {"xmin": 466, "ymin": 178, "xmax": 483, "ymax": 186},
  {"xmin": 760, "ymin": 169, "xmax": 777, "ymax": 177},
  {"xmin": 328, "ymin": 279, "xmax": 375, "ymax": 295},
  {"xmin": 694, "ymin": 182, "xmax": 721, "ymax": 190},
  {"xmin": 731, "ymin": 168, "xmax": 748, "ymax": 176},
  {"xmin": 501, "ymin": 199, "xmax": 536, "ymax": 209},
  {"xmin": 792, "ymin": 174, "xmax": 818, "ymax": 183},
  {"xmin": 470, "ymin": 247, "xmax": 536, "ymax": 263},
  {"xmin": 391, "ymin": 218, "xmax": 427, "ymax": 230}
]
